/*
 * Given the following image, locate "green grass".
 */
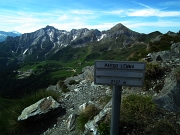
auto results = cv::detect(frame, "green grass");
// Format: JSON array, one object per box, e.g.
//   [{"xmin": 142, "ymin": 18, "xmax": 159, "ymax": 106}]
[
  {"xmin": 175, "ymin": 67, "xmax": 180, "ymax": 82},
  {"xmin": 144, "ymin": 62, "xmax": 165, "ymax": 92},
  {"xmin": 76, "ymin": 105, "xmax": 99, "ymax": 131},
  {"xmin": 0, "ymin": 96, "xmax": 18, "ymax": 111},
  {"xmin": 97, "ymin": 122, "xmax": 110, "ymax": 135},
  {"xmin": 145, "ymin": 120, "xmax": 177, "ymax": 135},
  {"xmin": 0, "ymin": 89, "xmax": 60, "ymax": 135},
  {"xmin": 121, "ymin": 94, "xmax": 157, "ymax": 124},
  {"xmin": 120, "ymin": 94, "xmax": 157, "ymax": 134}
]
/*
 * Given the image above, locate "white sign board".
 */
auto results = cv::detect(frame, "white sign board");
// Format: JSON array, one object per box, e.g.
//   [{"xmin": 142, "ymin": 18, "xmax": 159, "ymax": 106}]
[{"xmin": 94, "ymin": 60, "xmax": 146, "ymax": 87}]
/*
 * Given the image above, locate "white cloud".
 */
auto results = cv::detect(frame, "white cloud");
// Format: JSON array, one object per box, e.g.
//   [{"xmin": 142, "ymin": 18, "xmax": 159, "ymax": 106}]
[
  {"xmin": 70, "ymin": 9, "xmax": 95, "ymax": 14},
  {"xmin": 103, "ymin": 10, "xmax": 124, "ymax": 15},
  {"xmin": 132, "ymin": 2, "xmax": 151, "ymax": 9},
  {"xmin": 58, "ymin": 14, "xmax": 69, "ymax": 21},
  {"xmin": 121, "ymin": 21, "xmax": 180, "ymax": 28},
  {"xmin": 0, "ymin": 1, "xmax": 179, "ymax": 34},
  {"xmin": 127, "ymin": 8, "xmax": 180, "ymax": 17}
]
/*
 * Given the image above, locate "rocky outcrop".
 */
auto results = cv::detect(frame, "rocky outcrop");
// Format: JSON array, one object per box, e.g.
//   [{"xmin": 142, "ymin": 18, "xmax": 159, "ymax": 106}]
[
  {"xmin": 146, "ymin": 42, "xmax": 180, "ymax": 64},
  {"xmin": 153, "ymin": 70, "xmax": 180, "ymax": 112},
  {"xmin": 64, "ymin": 65, "xmax": 94, "ymax": 86},
  {"xmin": 43, "ymin": 66, "xmax": 112, "ymax": 135},
  {"xmin": 171, "ymin": 42, "xmax": 180, "ymax": 54},
  {"xmin": 18, "ymin": 96, "xmax": 62, "ymax": 121}
]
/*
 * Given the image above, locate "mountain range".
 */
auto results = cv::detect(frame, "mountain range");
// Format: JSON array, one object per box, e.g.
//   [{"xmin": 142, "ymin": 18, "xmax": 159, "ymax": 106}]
[
  {"xmin": 0, "ymin": 23, "xmax": 161, "ymax": 61},
  {"xmin": 0, "ymin": 31, "xmax": 21, "ymax": 42},
  {"xmin": 1, "ymin": 23, "xmax": 180, "ymax": 72}
]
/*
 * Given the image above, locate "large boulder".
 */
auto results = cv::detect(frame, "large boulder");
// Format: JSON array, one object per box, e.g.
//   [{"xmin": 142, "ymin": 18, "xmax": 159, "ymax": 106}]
[
  {"xmin": 18, "ymin": 96, "xmax": 62, "ymax": 121},
  {"xmin": 153, "ymin": 71, "xmax": 180, "ymax": 112}
]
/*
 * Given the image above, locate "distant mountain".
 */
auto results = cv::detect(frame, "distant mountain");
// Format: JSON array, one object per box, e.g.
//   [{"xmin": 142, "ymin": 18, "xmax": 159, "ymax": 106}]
[
  {"xmin": 0, "ymin": 31, "xmax": 21, "ymax": 42},
  {"xmin": 1, "ymin": 23, "xmax": 143, "ymax": 61},
  {"xmin": 0, "ymin": 23, "xmax": 168, "ymax": 70}
]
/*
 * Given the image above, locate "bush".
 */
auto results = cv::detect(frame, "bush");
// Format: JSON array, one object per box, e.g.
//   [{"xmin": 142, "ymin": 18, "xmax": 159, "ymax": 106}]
[
  {"xmin": 62, "ymin": 84, "xmax": 70, "ymax": 93},
  {"xmin": 146, "ymin": 62, "xmax": 164, "ymax": 79},
  {"xmin": 76, "ymin": 105, "xmax": 98, "ymax": 131},
  {"xmin": 120, "ymin": 94, "xmax": 157, "ymax": 133},
  {"xmin": 97, "ymin": 122, "xmax": 110, "ymax": 135},
  {"xmin": 68, "ymin": 80, "xmax": 79, "ymax": 85},
  {"xmin": 144, "ymin": 62, "xmax": 164, "ymax": 91},
  {"xmin": 58, "ymin": 80, "xmax": 70, "ymax": 93},
  {"xmin": 145, "ymin": 120, "xmax": 177, "ymax": 135}
]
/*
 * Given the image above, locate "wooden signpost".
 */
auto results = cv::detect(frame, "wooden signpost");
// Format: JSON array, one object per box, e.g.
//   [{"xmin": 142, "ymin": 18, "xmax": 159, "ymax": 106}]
[{"xmin": 94, "ymin": 60, "xmax": 146, "ymax": 135}]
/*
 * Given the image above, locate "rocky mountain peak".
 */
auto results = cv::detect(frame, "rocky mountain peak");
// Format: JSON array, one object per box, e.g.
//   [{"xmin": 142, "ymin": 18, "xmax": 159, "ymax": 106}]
[
  {"xmin": 44, "ymin": 25, "xmax": 56, "ymax": 30},
  {"xmin": 110, "ymin": 23, "xmax": 129, "ymax": 31}
]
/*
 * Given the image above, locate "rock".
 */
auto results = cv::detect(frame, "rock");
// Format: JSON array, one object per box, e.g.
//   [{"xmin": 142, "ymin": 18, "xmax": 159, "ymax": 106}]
[
  {"xmin": 171, "ymin": 42, "xmax": 180, "ymax": 54},
  {"xmin": 79, "ymin": 103, "xmax": 88, "ymax": 113},
  {"xmin": 82, "ymin": 66, "xmax": 94, "ymax": 82},
  {"xmin": 46, "ymin": 85, "xmax": 57, "ymax": 91},
  {"xmin": 46, "ymin": 85, "xmax": 61, "ymax": 93},
  {"xmin": 84, "ymin": 99, "xmax": 112, "ymax": 135},
  {"xmin": 66, "ymin": 113, "xmax": 76, "ymax": 131},
  {"xmin": 18, "ymin": 96, "xmax": 61, "ymax": 121},
  {"xmin": 153, "ymin": 71, "xmax": 180, "ymax": 112}
]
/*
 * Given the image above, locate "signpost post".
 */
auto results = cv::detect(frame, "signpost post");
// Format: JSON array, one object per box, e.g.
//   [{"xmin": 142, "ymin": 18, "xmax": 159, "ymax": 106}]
[{"xmin": 94, "ymin": 60, "xmax": 146, "ymax": 135}]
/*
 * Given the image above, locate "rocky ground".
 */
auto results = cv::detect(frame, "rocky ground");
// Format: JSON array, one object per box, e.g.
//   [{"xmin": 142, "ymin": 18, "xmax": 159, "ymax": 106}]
[{"xmin": 19, "ymin": 42, "xmax": 180, "ymax": 135}]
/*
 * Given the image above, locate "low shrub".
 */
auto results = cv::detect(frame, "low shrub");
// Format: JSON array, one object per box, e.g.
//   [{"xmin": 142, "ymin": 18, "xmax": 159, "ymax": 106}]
[
  {"xmin": 120, "ymin": 94, "xmax": 157, "ymax": 133},
  {"xmin": 76, "ymin": 105, "xmax": 99, "ymax": 131},
  {"xmin": 146, "ymin": 62, "xmax": 164, "ymax": 79},
  {"xmin": 145, "ymin": 120, "xmax": 177, "ymax": 135},
  {"xmin": 99, "ymin": 95, "xmax": 112, "ymax": 104},
  {"xmin": 61, "ymin": 84, "xmax": 70, "ymax": 93},
  {"xmin": 97, "ymin": 122, "xmax": 110, "ymax": 135},
  {"xmin": 144, "ymin": 62, "xmax": 164, "ymax": 91},
  {"xmin": 68, "ymin": 80, "xmax": 79, "ymax": 85},
  {"xmin": 57, "ymin": 80, "xmax": 70, "ymax": 93}
]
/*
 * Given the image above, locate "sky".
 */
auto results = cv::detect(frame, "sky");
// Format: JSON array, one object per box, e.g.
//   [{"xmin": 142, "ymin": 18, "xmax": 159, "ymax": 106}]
[{"xmin": 0, "ymin": 0, "xmax": 180, "ymax": 34}]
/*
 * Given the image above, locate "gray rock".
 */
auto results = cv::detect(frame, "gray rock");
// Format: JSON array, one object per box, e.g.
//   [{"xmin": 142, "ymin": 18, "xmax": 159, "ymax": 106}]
[
  {"xmin": 18, "ymin": 96, "xmax": 61, "ymax": 121},
  {"xmin": 79, "ymin": 103, "xmax": 88, "ymax": 113},
  {"xmin": 151, "ymin": 51, "xmax": 171, "ymax": 62},
  {"xmin": 171, "ymin": 42, "xmax": 180, "ymax": 54},
  {"xmin": 84, "ymin": 99, "xmax": 112, "ymax": 135},
  {"xmin": 66, "ymin": 113, "xmax": 76, "ymax": 131},
  {"xmin": 153, "ymin": 71, "xmax": 180, "ymax": 112}
]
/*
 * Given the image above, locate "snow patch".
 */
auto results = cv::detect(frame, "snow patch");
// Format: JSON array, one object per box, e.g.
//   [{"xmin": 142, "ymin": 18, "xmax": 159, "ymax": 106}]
[
  {"xmin": 97, "ymin": 34, "xmax": 106, "ymax": 41},
  {"xmin": 72, "ymin": 35, "xmax": 77, "ymax": 41},
  {"xmin": 47, "ymin": 30, "xmax": 54, "ymax": 42},
  {"xmin": 23, "ymin": 49, "xmax": 28, "ymax": 55}
]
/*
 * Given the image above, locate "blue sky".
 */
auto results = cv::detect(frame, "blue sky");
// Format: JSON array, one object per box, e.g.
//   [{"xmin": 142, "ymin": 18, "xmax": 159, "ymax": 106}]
[{"xmin": 0, "ymin": 0, "xmax": 180, "ymax": 34}]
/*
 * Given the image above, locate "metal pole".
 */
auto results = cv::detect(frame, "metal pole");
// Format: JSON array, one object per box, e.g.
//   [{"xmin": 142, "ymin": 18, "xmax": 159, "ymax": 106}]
[{"xmin": 110, "ymin": 86, "xmax": 122, "ymax": 135}]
